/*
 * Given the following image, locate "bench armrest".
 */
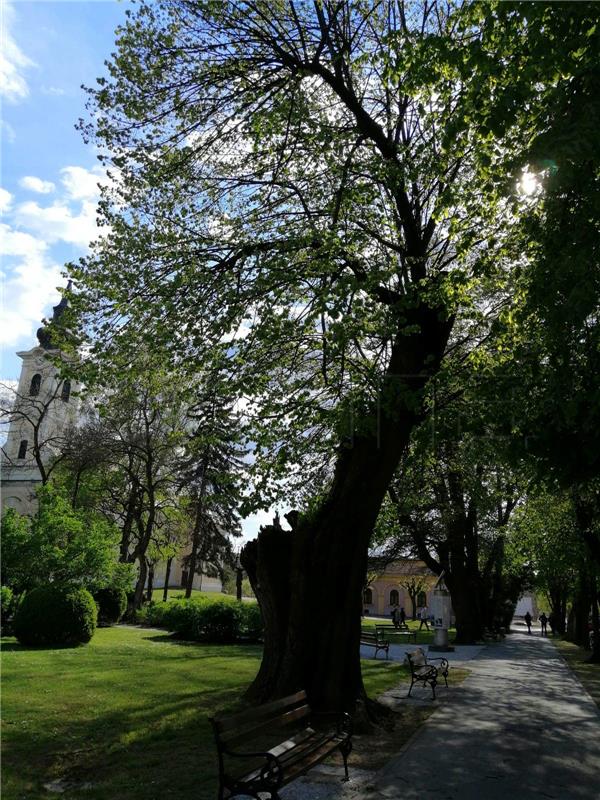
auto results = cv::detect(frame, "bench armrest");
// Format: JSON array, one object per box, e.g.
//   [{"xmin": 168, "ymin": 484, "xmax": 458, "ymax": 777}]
[
  {"xmin": 312, "ymin": 710, "xmax": 353, "ymax": 738},
  {"xmin": 221, "ymin": 748, "xmax": 283, "ymax": 786},
  {"xmin": 427, "ymin": 657, "xmax": 449, "ymax": 669}
]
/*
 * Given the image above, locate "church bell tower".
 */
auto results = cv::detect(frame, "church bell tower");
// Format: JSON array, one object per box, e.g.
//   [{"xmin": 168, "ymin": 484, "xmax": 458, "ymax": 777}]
[{"xmin": 1, "ymin": 285, "xmax": 80, "ymax": 514}]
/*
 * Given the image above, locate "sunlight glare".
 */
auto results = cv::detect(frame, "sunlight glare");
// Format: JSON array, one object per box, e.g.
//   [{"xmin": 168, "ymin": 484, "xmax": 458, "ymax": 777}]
[{"xmin": 518, "ymin": 169, "xmax": 541, "ymax": 197}]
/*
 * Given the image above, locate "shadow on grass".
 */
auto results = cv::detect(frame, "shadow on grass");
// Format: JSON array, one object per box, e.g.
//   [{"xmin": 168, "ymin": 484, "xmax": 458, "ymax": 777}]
[{"xmin": 0, "ymin": 639, "xmax": 90, "ymax": 652}]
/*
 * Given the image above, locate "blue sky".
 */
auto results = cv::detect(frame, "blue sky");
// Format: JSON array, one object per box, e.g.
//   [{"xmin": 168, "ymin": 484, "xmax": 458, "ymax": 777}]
[
  {"xmin": 0, "ymin": 0, "xmax": 274, "ymax": 539},
  {"xmin": 1, "ymin": 0, "xmax": 127, "ymax": 381}
]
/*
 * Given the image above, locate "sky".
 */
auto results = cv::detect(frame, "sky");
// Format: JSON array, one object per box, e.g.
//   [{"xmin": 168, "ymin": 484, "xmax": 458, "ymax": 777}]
[{"xmin": 0, "ymin": 0, "xmax": 274, "ymax": 540}]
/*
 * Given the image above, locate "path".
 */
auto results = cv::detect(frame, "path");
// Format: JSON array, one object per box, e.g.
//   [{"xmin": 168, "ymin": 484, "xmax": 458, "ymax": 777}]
[{"xmin": 282, "ymin": 631, "xmax": 600, "ymax": 800}]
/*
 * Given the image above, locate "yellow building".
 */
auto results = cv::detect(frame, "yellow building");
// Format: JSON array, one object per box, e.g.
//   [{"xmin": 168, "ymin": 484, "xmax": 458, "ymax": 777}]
[{"xmin": 363, "ymin": 559, "xmax": 438, "ymax": 618}]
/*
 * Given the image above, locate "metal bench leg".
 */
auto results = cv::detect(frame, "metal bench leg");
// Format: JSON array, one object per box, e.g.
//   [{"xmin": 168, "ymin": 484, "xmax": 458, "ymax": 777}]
[{"xmin": 340, "ymin": 739, "xmax": 352, "ymax": 782}]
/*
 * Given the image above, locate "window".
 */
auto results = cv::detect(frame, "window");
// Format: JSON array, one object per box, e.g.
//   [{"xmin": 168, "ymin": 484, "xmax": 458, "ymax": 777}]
[
  {"xmin": 29, "ymin": 373, "xmax": 41, "ymax": 396},
  {"xmin": 390, "ymin": 589, "xmax": 399, "ymax": 606},
  {"xmin": 363, "ymin": 588, "xmax": 373, "ymax": 605},
  {"xmin": 417, "ymin": 591, "xmax": 427, "ymax": 607},
  {"xmin": 61, "ymin": 380, "xmax": 71, "ymax": 402},
  {"xmin": 17, "ymin": 440, "xmax": 28, "ymax": 459}
]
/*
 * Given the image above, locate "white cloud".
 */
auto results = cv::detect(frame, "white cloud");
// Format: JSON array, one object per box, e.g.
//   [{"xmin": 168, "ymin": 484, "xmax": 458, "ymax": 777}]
[
  {"xmin": 0, "ymin": 223, "xmax": 62, "ymax": 347},
  {"xmin": 19, "ymin": 176, "xmax": 56, "ymax": 194},
  {"xmin": 1, "ymin": 120, "xmax": 16, "ymax": 143},
  {"xmin": 60, "ymin": 165, "xmax": 108, "ymax": 201},
  {"xmin": 0, "ymin": 187, "xmax": 13, "ymax": 213},
  {"xmin": 0, "ymin": 3, "xmax": 34, "ymax": 103},
  {"xmin": 41, "ymin": 86, "xmax": 65, "ymax": 97},
  {"xmin": 14, "ymin": 199, "xmax": 100, "ymax": 249}
]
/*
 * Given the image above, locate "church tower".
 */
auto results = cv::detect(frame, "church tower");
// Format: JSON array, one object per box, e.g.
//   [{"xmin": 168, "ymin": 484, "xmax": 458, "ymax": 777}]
[{"xmin": 1, "ymin": 286, "xmax": 81, "ymax": 514}]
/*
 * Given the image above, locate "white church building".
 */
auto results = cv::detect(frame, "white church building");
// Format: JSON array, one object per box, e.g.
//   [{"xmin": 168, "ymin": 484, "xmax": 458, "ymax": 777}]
[
  {"xmin": 1, "ymin": 291, "xmax": 222, "ymax": 594},
  {"xmin": 1, "ymin": 291, "xmax": 81, "ymax": 513}
]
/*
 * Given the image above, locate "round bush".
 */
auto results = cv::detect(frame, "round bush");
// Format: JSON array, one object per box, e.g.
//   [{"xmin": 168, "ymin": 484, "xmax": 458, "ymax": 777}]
[
  {"xmin": 14, "ymin": 585, "xmax": 97, "ymax": 646},
  {"xmin": 94, "ymin": 587, "xmax": 127, "ymax": 625}
]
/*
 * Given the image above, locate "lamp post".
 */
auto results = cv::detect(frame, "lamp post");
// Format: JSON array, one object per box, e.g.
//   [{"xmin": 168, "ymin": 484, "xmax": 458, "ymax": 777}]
[{"xmin": 430, "ymin": 572, "xmax": 455, "ymax": 652}]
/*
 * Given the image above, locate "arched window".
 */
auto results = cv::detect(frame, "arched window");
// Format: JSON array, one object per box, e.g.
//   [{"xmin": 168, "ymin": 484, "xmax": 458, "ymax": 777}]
[
  {"xmin": 29, "ymin": 373, "xmax": 41, "ymax": 396},
  {"xmin": 363, "ymin": 588, "xmax": 373, "ymax": 605},
  {"xmin": 417, "ymin": 591, "xmax": 427, "ymax": 607},
  {"xmin": 390, "ymin": 589, "xmax": 399, "ymax": 607},
  {"xmin": 17, "ymin": 440, "xmax": 28, "ymax": 459},
  {"xmin": 61, "ymin": 380, "xmax": 71, "ymax": 402}
]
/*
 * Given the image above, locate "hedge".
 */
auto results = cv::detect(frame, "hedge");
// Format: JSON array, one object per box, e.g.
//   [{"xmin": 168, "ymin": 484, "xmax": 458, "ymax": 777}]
[
  {"xmin": 94, "ymin": 587, "xmax": 128, "ymax": 625},
  {"xmin": 138, "ymin": 597, "xmax": 262, "ymax": 643}
]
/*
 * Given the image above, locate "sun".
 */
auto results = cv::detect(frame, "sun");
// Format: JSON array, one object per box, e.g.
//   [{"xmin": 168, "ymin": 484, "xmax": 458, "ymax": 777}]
[{"xmin": 518, "ymin": 169, "xmax": 541, "ymax": 197}]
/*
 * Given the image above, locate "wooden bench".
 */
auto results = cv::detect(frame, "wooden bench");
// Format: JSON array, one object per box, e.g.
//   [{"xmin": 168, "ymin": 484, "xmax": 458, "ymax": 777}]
[
  {"xmin": 375, "ymin": 624, "xmax": 418, "ymax": 644},
  {"xmin": 406, "ymin": 647, "xmax": 449, "ymax": 700},
  {"xmin": 210, "ymin": 690, "xmax": 352, "ymax": 799},
  {"xmin": 360, "ymin": 628, "xmax": 389, "ymax": 659}
]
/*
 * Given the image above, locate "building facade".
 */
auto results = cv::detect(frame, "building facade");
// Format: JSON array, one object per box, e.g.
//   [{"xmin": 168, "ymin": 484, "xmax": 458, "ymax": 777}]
[
  {"xmin": 363, "ymin": 559, "xmax": 438, "ymax": 618},
  {"xmin": 1, "ymin": 294, "xmax": 80, "ymax": 515}
]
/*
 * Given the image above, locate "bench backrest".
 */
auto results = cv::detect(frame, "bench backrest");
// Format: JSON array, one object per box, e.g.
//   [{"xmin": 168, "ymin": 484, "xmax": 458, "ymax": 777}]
[
  {"xmin": 406, "ymin": 648, "xmax": 428, "ymax": 672},
  {"xmin": 211, "ymin": 690, "xmax": 311, "ymax": 749}
]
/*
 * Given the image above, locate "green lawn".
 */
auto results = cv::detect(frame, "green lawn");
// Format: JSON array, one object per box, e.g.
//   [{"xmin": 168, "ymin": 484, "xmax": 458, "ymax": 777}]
[
  {"xmin": 554, "ymin": 637, "xmax": 600, "ymax": 708},
  {"xmin": 151, "ymin": 588, "xmax": 253, "ymax": 602},
  {"xmin": 361, "ymin": 615, "xmax": 457, "ymax": 646},
  {"xmin": 1, "ymin": 626, "xmax": 408, "ymax": 800}
]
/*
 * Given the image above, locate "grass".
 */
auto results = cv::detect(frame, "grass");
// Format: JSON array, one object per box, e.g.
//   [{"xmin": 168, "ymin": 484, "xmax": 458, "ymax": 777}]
[
  {"xmin": 361, "ymin": 615, "xmax": 457, "ymax": 646},
  {"xmin": 1, "ymin": 626, "xmax": 409, "ymax": 800},
  {"xmin": 150, "ymin": 588, "xmax": 253, "ymax": 602},
  {"xmin": 554, "ymin": 637, "xmax": 600, "ymax": 708}
]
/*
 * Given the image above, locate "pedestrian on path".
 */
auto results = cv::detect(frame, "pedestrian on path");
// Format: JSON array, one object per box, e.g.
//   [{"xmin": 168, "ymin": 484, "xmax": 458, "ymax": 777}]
[
  {"xmin": 419, "ymin": 605, "xmax": 430, "ymax": 630},
  {"xmin": 400, "ymin": 606, "xmax": 406, "ymax": 625},
  {"xmin": 392, "ymin": 605, "xmax": 400, "ymax": 629},
  {"xmin": 524, "ymin": 610, "xmax": 532, "ymax": 634},
  {"xmin": 539, "ymin": 612, "xmax": 548, "ymax": 636}
]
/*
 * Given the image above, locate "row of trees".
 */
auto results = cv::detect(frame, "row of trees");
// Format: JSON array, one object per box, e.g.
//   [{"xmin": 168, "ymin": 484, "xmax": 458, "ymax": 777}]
[
  {"xmin": 24, "ymin": 0, "xmax": 599, "ymax": 713},
  {"xmin": 1, "ymin": 364, "xmax": 247, "ymax": 610}
]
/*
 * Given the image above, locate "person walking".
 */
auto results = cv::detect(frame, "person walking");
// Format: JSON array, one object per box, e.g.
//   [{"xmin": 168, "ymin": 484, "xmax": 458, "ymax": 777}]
[
  {"xmin": 400, "ymin": 606, "xmax": 406, "ymax": 626},
  {"xmin": 524, "ymin": 610, "xmax": 532, "ymax": 634},
  {"xmin": 419, "ymin": 605, "xmax": 430, "ymax": 630},
  {"xmin": 392, "ymin": 605, "xmax": 400, "ymax": 629},
  {"xmin": 539, "ymin": 612, "xmax": 548, "ymax": 636}
]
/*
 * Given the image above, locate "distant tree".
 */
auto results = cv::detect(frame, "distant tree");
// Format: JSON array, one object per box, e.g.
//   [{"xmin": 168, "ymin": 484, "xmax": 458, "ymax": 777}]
[
  {"xmin": 0, "ymin": 378, "xmax": 75, "ymax": 485},
  {"xmin": 177, "ymin": 385, "xmax": 245, "ymax": 598},
  {"xmin": 1, "ymin": 483, "xmax": 125, "ymax": 596}
]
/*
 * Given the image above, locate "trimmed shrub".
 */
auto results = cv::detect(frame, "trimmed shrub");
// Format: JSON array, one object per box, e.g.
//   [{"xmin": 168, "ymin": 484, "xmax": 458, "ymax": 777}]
[
  {"xmin": 94, "ymin": 587, "xmax": 127, "ymax": 625},
  {"xmin": 14, "ymin": 585, "xmax": 97, "ymax": 646},
  {"xmin": 239, "ymin": 602, "xmax": 263, "ymax": 641},
  {"xmin": 137, "ymin": 596, "xmax": 263, "ymax": 643},
  {"xmin": 195, "ymin": 600, "xmax": 242, "ymax": 642}
]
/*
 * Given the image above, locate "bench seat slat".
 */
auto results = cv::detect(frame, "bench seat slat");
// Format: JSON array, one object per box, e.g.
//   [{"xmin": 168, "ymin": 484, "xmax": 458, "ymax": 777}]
[{"xmin": 235, "ymin": 730, "xmax": 343, "ymax": 788}]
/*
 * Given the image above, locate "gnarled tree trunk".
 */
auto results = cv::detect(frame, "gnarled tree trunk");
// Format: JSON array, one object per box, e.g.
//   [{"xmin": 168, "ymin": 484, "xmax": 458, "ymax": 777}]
[{"xmin": 241, "ymin": 309, "xmax": 453, "ymax": 713}]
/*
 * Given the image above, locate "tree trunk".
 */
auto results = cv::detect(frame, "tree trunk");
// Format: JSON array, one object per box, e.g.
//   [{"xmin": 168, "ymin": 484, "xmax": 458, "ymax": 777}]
[
  {"xmin": 146, "ymin": 561, "xmax": 154, "ymax": 602},
  {"xmin": 241, "ymin": 305, "xmax": 452, "ymax": 713},
  {"xmin": 409, "ymin": 592, "xmax": 417, "ymax": 621},
  {"xmin": 162, "ymin": 557, "xmax": 173, "ymax": 602},
  {"xmin": 133, "ymin": 557, "xmax": 148, "ymax": 610}
]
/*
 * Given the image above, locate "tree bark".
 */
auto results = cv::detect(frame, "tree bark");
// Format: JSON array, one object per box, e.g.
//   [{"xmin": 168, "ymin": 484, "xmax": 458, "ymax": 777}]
[
  {"xmin": 162, "ymin": 557, "xmax": 173, "ymax": 602},
  {"xmin": 241, "ymin": 305, "xmax": 452, "ymax": 713},
  {"xmin": 146, "ymin": 561, "xmax": 155, "ymax": 602}
]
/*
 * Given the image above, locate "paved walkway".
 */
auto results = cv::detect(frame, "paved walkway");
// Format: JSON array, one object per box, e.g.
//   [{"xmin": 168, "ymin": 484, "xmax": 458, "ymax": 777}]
[{"xmin": 281, "ymin": 632, "xmax": 600, "ymax": 800}]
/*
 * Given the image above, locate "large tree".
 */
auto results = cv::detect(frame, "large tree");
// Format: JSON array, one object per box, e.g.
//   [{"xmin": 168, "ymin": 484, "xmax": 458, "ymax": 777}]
[{"xmin": 69, "ymin": 1, "xmax": 560, "ymax": 711}]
